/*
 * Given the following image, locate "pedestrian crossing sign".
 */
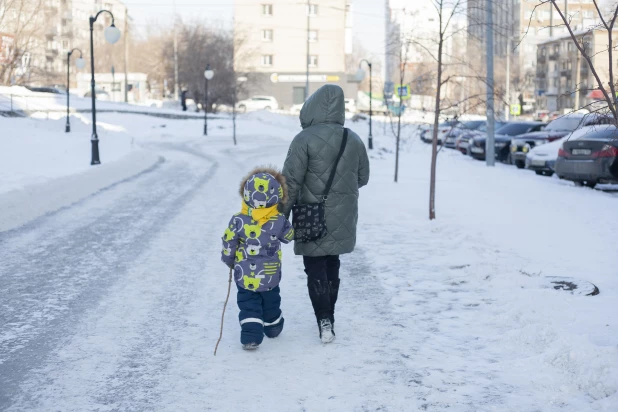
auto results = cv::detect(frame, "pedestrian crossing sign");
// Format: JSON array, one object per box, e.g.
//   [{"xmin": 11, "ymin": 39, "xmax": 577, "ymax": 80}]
[{"xmin": 396, "ymin": 85, "xmax": 411, "ymax": 100}]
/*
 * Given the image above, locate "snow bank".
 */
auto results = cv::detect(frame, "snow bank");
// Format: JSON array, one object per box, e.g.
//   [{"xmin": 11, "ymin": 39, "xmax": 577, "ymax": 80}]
[
  {"xmin": 0, "ymin": 114, "xmax": 162, "ymax": 232},
  {"xmin": 0, "ymin": 150, "xmax": 161, "ymax": 233}
]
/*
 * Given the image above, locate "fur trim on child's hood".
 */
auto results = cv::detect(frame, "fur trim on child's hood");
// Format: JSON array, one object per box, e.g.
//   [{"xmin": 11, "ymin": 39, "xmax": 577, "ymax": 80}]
[{"xmin": 239, "ymin": 166, "xmax": 289, "ymax": 208}]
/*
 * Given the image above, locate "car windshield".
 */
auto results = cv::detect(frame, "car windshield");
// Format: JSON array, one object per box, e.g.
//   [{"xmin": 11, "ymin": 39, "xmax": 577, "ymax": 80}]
[
  {"xmin": 476, "ymin": 121, "xmax": 506, "ymax": 133},
  {"xmin": 545, "ymin": 117, "xmax": 584, "ymax": 131},
  {"xmin": 461, "ymin": 121, "xmax": 485, "ymax": 130},
  {"xmin": 570, "ymin": 127, "xmax": 618, "ymax": 141},
  {"xmin": 495, "ymin": 123, "xmax": 536, "ymax": 136}
]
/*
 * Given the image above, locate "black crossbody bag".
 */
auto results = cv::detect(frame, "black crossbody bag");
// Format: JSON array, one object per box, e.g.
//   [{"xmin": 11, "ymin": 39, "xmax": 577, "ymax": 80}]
[{"xmin": 292, "ymin": 128, "xmax": 348, "ymax": 243}]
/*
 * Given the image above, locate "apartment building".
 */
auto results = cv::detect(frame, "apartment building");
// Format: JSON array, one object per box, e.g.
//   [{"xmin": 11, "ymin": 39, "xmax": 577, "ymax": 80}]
[
  {"xmin": 467, "ymin": 0, "xmax": 598, "ymax": 104},
  {"xmin": 0, "ymin": 0, "xmax": 127, "ymax": 85},
  {"xmin": 536, "ymin": 29, "xmax": 618, "ymax": 112},
  {"xmin": 234, "ymin": 0, "xmax": 354, "ymax": 108},
  {"xmin": 43, "ymin": 0, "xmax": 127, "ymax": 83}
]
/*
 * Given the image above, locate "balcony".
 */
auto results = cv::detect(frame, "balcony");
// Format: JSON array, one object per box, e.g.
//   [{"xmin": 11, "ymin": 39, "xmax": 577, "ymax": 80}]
[
  {"xmin": 537, "ymin": 55, "xmax": 547, "ymax": 64},
  {"xmin": 45, "ymin": 48, "xmax": 59, "ymax": 59},
  {"xmin": 548, "ymin": 53, "xmax": 559, "ymax": 61},
  {"xmin": 560, "ymin": 70, "xmax": 572, "ymax": 78}
]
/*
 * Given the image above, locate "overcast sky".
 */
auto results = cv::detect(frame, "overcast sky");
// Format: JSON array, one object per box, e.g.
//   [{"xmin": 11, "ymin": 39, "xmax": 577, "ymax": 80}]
[{"xmin": 123, "ymin": 0, "xmax": 385, "ymax": 65}]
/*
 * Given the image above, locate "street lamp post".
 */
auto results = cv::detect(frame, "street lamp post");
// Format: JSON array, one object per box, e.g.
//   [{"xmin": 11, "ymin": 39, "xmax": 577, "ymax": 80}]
[
  {"xmin": 203, "ymin": 64, "xmax": 214, "ymax": 136},
  {"xmin": 88, "ymin": 10, "xmax": 121, "ymax": 165},
  {"xmin": 65, "ymin": 48, "xmax": 85, "ymax": 133},
  {"xmin": 357, "ymin": 59, "xmax": 373, "ymax": 150}
]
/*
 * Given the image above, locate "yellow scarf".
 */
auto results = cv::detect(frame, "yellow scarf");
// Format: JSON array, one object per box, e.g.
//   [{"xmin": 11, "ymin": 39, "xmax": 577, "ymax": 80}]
[{"xmin": 241, "ymin": 203, "xmax": 279, "ymax": 226}]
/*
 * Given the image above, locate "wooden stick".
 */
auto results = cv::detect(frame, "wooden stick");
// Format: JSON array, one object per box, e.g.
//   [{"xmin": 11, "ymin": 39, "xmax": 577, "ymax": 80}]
[{"xmin": 214, "ymin": 267, "xmax": 233, "ymax": 356}]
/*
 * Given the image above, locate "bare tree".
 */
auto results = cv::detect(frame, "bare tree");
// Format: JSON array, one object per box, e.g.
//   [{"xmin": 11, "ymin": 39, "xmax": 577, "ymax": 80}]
[
  {"xmin": 0, "ymin": 0, "xmax": 45, "ymax": 85},
  {"xmin": 425, "ymin": 0, "xmax": 467, "ymax": 220},
  {"xmin": 542, "ymin": 0, "xmax": 618, "ymax": 125}
]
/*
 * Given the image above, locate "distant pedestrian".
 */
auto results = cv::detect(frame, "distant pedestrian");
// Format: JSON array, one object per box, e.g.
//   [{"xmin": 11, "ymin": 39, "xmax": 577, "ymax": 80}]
[
  {"xmin": 282, "ymin": 84, "xmax": 370, "ymax": 343},
  {"xmin": 181, "ymin": 90, "xmax": 187, "ymax": 111},
  {"xmin": 221, "ymin": 167, "xmax": 294, "ymax": 350}
]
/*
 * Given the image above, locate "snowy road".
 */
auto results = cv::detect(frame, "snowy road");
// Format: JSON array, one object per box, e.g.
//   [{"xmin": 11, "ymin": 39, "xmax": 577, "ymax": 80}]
[{"xmin": 1, "ymin": 114, "xmax": 617, "ymax": 411}]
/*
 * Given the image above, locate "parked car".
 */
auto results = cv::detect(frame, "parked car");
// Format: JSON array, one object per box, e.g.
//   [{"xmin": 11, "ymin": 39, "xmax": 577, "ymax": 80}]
[
  {"xmin": 84, "ymin": 89, "xmax": 111, "ymax": 101},
  {"xmin": 236, "ymin": 96, "xmax": 279, "ymax": 112},
  {"xmin": 509, "ymin": 113, "xmax": 613, "ymax": 169},
  {"xmin": 554, "ymin": 124, "xmax": 618, "ymax": 188},
  {"xmin": 420, "ymin": 120, "xmax": 460, "ymax": 144},
  {"xmin": 26, "ymin": 85, "xmax": 65, "ymax": 94},
  {"xmin": 534, "ymin": 110, "xmax": 550, "ymax": 122},
  {"xmin": 468, "ymin": 121, "xmax": 545, "ymax": 162},
  {"xmin": 455, "ymin": 121, "xmax": 507, "ymax": 155},
  {"xmin": 443, "ymin": 120, "xmax": 486, "ymax": 149},
  {"xmin": 525, "ymin": 126, "xmax": 600, "ymax": 176}
]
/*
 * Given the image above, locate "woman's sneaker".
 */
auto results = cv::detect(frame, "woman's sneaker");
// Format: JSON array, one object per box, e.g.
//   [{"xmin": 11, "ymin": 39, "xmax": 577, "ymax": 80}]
[
  {"xmin": 242, "ymin": 343, "xmax": 259, "ymax": 350},
  {"xmin": 319, "ymin": 318, "xmax": 335, "ymax": 344}
]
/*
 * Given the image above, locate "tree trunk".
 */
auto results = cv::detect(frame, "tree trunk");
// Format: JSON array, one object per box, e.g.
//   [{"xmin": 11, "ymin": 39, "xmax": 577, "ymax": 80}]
[{"xmin": 429, "ymin": 34, "xmax": 443, "ymax": 220}]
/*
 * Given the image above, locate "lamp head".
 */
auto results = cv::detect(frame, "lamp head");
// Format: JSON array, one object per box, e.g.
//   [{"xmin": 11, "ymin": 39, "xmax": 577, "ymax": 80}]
[
  {"xmin": 204, "ymin": 68, "xmax": 214, "ymax": 80},
  {"xmin": 355, "ymin": 68, "xmax": 366, "ymax": 82},
  {"xmin": 75, "ymin": 57, "xmax": 86, "ymax": 69},
  {"xmin": 104, "ymin": 24, "xmax": 121, "ymax": 45}
]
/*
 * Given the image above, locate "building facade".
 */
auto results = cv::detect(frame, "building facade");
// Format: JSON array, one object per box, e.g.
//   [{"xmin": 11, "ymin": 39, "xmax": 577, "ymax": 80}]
[
  {"xmin": 536, "ymin": 30, "xmax": 618, "ymax": 112},
  {"xmin": 467, "ymin": 0, "xmax": 598, "ymax": 108},
  {"xmin": 234, "ymin": 0, "xmax": 355, "ymax": 108},
  {"xmin": 0, "ymin": 0, "xmax": 127, "ymax": 86}
]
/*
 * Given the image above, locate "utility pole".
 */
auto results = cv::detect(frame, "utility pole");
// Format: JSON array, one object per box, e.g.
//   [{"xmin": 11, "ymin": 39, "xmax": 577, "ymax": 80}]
[
  {"xmin": 505, "ymin": 37, "xmax": 511, "ymax": 120},
  {"xmin": 574, "ymin": 50, "xmax": 581, "ymax": 110},
  {"xmin": 173, "ymin": 0, "xmax": 179, "ymax": 101},
  {"xmin": 123, "ymin": 6, "xmax": 128, "ymax": 103},
  {"xmin": 486, "ymin": 0, "xmax": 495, "ymax": 167},
  {"xmin": 305, "ymin": 0, "xmax": 310, "ymax": 100}
]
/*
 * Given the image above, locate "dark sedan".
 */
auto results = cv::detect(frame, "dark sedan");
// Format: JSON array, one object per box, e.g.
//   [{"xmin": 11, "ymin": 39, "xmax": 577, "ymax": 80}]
[
  {"xmin": 468, "ymin": 121, "xmax": 545, "ymax": 162},
  {"xmin": 555, "ymin": 125, "xmax": 618, "ymax": 188},
  {"xmin": 510, "ymin": 113, "xmax": 613, "ymax": 169}
]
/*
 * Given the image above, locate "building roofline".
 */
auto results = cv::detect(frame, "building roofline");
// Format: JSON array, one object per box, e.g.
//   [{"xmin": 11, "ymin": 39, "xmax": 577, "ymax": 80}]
[{"xmin": 537, "ymin": 27, "xmax": 618, "ymax": 45}]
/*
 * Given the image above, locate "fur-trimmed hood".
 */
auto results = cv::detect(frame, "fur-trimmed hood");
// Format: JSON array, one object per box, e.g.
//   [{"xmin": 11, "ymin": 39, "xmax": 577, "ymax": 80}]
[{"xmin": 239, "ymin": 166, "xmax": 289, "ymax": 208}]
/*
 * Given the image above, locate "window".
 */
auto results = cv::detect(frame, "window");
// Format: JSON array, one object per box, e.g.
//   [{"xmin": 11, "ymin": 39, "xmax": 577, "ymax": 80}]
[
  {"xmin": 262, "ymin": 4, "xmax": 273, "ymax": 16},
  {"xmin": 309, "ymin": 30, "xmax": 318, "ymax": 42},
  {"xmin": 308, "ymin": 4, "xmax": 318, "ymax": 16},
  {"xmin": 261, "ymin": 55, "xmax": 273, "ymax": 66},
  {"xmin": 308, "ymin": 55, "xmax": 318, "ymax": 67},
  {"xmin": 261, "ymin": 29, "xmax": 273, "ymax": 42},
  {"xmin": 62, "ymin": 40, "xmax": 68, "ymax": 48}
]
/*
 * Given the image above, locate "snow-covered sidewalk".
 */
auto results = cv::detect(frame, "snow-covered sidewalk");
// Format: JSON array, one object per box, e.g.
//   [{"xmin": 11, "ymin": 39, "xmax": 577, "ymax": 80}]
[{"xmin": 0, "ymin": 112, "xmax": 616, "ymax": 411}]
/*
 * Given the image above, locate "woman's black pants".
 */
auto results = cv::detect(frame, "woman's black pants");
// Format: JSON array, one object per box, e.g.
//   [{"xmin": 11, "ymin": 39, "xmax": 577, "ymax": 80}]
[{"xmin": 303, "ymin": 255, "xmax": 340, "ymax": 324}]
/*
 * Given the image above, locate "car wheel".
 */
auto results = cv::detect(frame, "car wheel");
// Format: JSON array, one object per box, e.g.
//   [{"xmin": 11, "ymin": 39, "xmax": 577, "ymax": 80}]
[
  {"xmin": 535, "ymin": 170, "xmax": 544, "ymax": 175},
  {"xmin": 544, "ymin": 171, "xmax": 554, "ymax": 177},
  {"xmin": 584, "ymin": 181, "xmax": 597, "ymax": 188},
  {"xmin": 515, "ymin": 160, "xmax": 525, "ymax": 169},
  {"xmin": 238, "ymin": 105, "xmax": 246, "ymax": 113},
  {"xmin": 265, "ymin": 106, "xmax": 272, "ymax": 111}
]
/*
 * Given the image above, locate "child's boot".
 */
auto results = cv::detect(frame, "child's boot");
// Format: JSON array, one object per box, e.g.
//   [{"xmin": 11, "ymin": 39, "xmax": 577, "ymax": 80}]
[{"xmin": 242, "ymin": 342, "xmax": 260, "ymax": 350}]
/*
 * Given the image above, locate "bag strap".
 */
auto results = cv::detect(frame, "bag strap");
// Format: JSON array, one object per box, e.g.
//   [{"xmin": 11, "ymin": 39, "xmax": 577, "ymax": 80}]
[{"xmin": 322, "ymin": 128, "xmax": 348, "ymax": 201}]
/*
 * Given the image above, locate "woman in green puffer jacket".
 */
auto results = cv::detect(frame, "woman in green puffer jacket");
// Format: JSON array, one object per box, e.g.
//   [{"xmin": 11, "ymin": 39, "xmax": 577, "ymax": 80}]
[{"xmin": 282, "ymin": 84, "xmax": 370, "ymax": 343}]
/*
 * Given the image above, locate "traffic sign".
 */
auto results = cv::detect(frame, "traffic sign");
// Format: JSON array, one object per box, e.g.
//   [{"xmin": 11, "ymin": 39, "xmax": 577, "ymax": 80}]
[
  {"xmin": 510, "ymin": 104, "xmax": 521, "ymax": 116},
  {"xmin": 396, "ymin": 84, "xmax": 411, "ymax": 100}
]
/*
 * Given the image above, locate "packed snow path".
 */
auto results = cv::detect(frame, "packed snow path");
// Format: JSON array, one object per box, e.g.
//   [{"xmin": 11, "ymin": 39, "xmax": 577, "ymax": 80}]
[{"xmin": 1, "ymin": 115, "xmax": 617, "ymax": 411}]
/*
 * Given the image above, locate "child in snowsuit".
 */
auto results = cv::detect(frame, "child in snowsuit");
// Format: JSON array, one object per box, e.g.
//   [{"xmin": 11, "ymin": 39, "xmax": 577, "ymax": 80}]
[{"xmin": 221, "ymin": 167, "xmax": 294, "ymax": 350}]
